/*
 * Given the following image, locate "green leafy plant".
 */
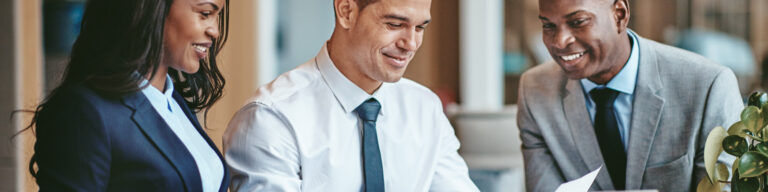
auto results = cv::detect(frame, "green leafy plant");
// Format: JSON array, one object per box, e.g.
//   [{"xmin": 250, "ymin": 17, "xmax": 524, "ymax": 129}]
[{"xmin": 699, "ymin": 92, "xmax": 768, "ymax": 192}]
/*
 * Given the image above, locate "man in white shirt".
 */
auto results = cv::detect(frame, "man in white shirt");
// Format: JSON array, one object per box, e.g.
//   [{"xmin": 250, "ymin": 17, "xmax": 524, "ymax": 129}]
[{"xmin": 223, "ymin": 0, "xmax": 479, "ymax": 191}]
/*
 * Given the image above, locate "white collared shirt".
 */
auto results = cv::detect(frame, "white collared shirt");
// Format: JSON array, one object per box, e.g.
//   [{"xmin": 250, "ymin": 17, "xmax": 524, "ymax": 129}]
[
  {"xmin": 140, "ymin": 76, "xmax": 223, "ymax": 192},
  {"xmin": 223, "ymin": 43, "xmax": 479, "ymax": 191}
]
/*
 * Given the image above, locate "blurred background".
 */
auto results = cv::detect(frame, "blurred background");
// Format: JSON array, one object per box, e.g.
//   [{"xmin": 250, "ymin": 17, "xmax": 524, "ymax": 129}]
[{"xmin": 1, "ymin": 0, "xmax": 767, "ymax": 191}]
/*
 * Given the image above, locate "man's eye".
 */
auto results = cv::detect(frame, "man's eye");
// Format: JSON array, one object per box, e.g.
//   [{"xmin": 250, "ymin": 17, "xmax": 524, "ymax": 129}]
[
  {"xmin": 569, "ymin": 19, "xmax": 587, "ymax": 26},
  {"xmin": 387, "ymin": 23, "xmax": 403, "ymax": 28},
  {"xmin": 542, "ymin": 23, "xmax": 555, "ymax": 29},
  {"xmin": 201, "ymin": 11, "xmax": 212, "ymax": 17}
]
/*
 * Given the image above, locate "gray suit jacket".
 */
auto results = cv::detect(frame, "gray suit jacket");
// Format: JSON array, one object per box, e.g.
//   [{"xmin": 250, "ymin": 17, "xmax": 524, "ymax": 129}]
[{"xmin": 517, "ymin": 35, "xmax": 743, "ymax": 191}]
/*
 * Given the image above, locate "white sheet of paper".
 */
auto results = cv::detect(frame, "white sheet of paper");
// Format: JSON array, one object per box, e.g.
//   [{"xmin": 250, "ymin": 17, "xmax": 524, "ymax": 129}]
[{"xmin": 555, "ymin": 166, "xmax": 603, "ymax": 192}]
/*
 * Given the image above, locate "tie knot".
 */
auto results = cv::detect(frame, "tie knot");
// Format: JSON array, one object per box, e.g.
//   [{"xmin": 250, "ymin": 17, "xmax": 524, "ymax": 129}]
[
  {"xmin": 356, "ymin": 98, "xmax": 381, "ymax": 122},
  {"xmin": 590, "ymin": 87, "xmax": 619, "ymax": 107}
]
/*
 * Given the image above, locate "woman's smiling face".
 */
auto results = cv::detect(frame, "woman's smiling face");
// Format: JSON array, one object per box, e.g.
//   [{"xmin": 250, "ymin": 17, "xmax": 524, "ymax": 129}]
[{"xmin": 162, "ymin": 0, "xmax": 223, "ymax": 74}]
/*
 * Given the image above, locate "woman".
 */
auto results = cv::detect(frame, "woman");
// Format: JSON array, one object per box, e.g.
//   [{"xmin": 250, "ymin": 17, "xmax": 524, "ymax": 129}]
[{"xmin": 28, "ymin": 0, "xmax": 230, "ymax": 191}]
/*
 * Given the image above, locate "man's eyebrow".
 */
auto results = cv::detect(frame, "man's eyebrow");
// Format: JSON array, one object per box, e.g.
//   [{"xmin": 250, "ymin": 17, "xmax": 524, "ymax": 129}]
[
  {"xmin": 384, "ymin": 14, "xmax": 409, "ymax": 22},
  {"xmin": 538, "ymin": 10, "xmax": 588, "ymax": 21},
  {"xmin": 565, "ymin": 10, "xmax": 586, "ymax": 18},
  {"xmin": 384, "ymin": 14, "xmax": 431, "ymax": 25}
]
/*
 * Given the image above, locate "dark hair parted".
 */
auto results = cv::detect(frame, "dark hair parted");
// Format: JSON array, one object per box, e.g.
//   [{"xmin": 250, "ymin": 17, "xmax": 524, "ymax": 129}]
[
  {"xmin": 356, "ymin": 0, "xmax": 379, "ymax": 10},
  {"xmin": 25, "ymin": 0, "xmax": 229, "ymax": 177},
  {"xmin": 64, "ymin": 0, "xmax": 229, "ymax": 110}
]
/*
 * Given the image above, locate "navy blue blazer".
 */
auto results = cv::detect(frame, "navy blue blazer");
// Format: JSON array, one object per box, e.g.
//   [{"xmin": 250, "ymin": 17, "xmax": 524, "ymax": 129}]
[{"xmin": 34, "ymin": 84, "xmax": 229, "ymax": 191}]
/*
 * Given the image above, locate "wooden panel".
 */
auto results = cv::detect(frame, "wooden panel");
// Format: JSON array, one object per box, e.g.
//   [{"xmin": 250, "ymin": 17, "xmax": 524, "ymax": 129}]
[
  {"xmin": 753, "ymin": 0, "xmax": 768, "ymax": 88},
  {"xmin": 504, "ymin": 0, "xmax": 543, "ymax": 104},
  {"xmin": 203, "ymin": 0, "xmax": 260, "ymax": 150},
  {"xmin": 404, "ymin": 0, "xmax": 461, "ymax": 104},
  {"xmin": 16, "ymin": 0, "xmax": 43, "ymax": 190},
  {"xmin": 631, "ymin": 0, "xmax": 679, "ymax": 42},
  {"xmin": 752, "ymin": 0, "xmax": 767, "ymax": 67}
]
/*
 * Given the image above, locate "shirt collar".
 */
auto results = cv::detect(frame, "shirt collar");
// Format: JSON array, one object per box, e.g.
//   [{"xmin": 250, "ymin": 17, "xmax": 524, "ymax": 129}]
[
  {"xmin": 140, "ymin": 75, "xmax": 176, "ymax": 112},
  {"xmin": 581, "ymin": 29, "xmax": 640, "ymax": 94},
  {"xmin": 316, "ymin": 43, "xmax": 388, "ymax": 115}
]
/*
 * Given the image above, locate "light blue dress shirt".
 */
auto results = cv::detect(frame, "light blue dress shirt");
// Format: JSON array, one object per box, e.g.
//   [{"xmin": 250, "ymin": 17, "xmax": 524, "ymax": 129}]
[
  {"xmin": 581, "ymin": 30, "xmax": 640, "ymax": 152},
  {"xmin": 140, "ymin": 75, "xmax": 224, "ymax": 192}
]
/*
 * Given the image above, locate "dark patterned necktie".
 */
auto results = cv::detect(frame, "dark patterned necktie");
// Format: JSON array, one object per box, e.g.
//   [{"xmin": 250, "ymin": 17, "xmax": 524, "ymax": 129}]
[{"xmin": 590, "ymin": 87, "xmax": 626, "ymax": 190}]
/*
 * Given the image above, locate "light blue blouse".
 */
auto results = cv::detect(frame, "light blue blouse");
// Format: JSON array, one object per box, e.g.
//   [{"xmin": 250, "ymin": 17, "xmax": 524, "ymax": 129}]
[{"xmin": 140, "ymin": 75, "xmax": 223, "ymax": 192}]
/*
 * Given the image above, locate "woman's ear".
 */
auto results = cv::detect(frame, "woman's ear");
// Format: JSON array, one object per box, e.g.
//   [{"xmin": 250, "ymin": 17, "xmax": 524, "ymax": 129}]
[{"xmin": 335, "ymin": 0, "xmax": 359, "ymax": 29}]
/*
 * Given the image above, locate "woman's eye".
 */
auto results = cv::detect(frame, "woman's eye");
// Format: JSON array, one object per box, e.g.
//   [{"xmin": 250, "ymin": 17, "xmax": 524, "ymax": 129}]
[
  {"xmin": 542, "ymin": 23, "xmax": 555, "ymax": 30},
  {"xmin": 201, "ymin": 11, "xmax": 212, "ymax": 17}
]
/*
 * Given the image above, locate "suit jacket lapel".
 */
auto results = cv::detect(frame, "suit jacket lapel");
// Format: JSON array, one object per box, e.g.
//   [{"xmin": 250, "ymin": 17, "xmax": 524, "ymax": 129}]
[
  {"xmin": 121, "ymin": 92, "xmax": 202, "ymax": 192},
  {"xmin": 171, "ymin": 92, "xmax": 230, "ymax": 192},
  {"xmin": 625, "ymin": 37, "xmax": 665, "ymax": 189},
  {"xmin": 563, "ymin": 79, "xmax": 615, "ymax": 190}
]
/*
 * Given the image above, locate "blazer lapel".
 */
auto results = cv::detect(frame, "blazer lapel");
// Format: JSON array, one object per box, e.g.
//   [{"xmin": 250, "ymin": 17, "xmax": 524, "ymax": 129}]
[
  {"xmin": 625, "ymin": 37, "xmax": 665, "ymax": 189},
  {"xmin": 563, "ymin": 79, "xmax": 615, "ymax": 190},
  {"xmin": 171, "ymin": 92, "xmax": 230, "ymax": 192},
  {"xmin": 121, "ymin": 92, "xmax": 202, "ymax": 192}
]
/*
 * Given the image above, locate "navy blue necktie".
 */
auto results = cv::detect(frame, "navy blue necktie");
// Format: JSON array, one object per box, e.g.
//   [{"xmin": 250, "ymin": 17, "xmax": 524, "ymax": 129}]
[
  {"xmin": 590, "ymin": 88, "xmax": 626, "ymax": 190},
  {"xmin": 355, "ymin": 98, "xmax": 384, "ymax": 192}
]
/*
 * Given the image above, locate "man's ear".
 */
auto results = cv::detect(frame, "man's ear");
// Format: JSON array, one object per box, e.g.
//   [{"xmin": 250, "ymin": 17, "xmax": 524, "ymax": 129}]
[
  {"xmin": 335, "ymin": 0, "xmax": 359, "ymax": 29},
  {"xmin": 612, "ymin": 0, "xmax": 630, "ymax": 34}
]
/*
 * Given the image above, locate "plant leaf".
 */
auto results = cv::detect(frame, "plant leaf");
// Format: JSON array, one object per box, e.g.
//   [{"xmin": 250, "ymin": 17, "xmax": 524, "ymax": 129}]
[
  {"xmin": 733, "ymin": 169, "xmax": 762, "ymax": 192},
  {"xmin": 728, "ymin": 121, "xmax": 750, "ymax": 138},
  {"xmin": 742, "ymin": 106, "xmax": 763, "ymax": 133},
  {"xmin": 748, "ymin": 91, "xmax": 768, "ymax": 107},
  {"xmin": 739, "ymin": 151, "xmax": 768, "ymax": 177},
  {"xmin": 697, "ymin": 177, "xmax": 722, "ymax": 192},
  {"xmin": 734, "ymin": 157, "xmax": 741, "ymax": 176},
  {"xmin": 748, "ymin": 134, "xmax": 765, "ymax": 142},
  {"xmin": 758, "ymin": 143, "xmax": 768, "ymax": 154},
  {"xmin": 762, "ymin": 102, "xmax": 768, "ymax": 128},
  {"xmin": 715, "ymin": 162, "xmax": 730, "ymax": 182},
  {"xmin": 723, "ymin": 135, "xmax": 749, "ymax": 156},
  {"xmin": 705, "ymin": 126, "xmax": 728, "ymax": 183},
  {"xmin": 762, "ymin": 124, "xmax": 768, "ymax": 141}
]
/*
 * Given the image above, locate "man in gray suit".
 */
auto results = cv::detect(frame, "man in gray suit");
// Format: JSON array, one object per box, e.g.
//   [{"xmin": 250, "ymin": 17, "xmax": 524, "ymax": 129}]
[{"xmin": 517, "ymin": 0, "xmax": 743, "ymax": 191}]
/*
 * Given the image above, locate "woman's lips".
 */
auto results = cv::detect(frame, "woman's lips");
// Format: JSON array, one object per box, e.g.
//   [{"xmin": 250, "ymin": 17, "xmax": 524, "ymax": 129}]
[{"xmin": 193, "ymin": 43, "xmax": 211, "ymax": 60}]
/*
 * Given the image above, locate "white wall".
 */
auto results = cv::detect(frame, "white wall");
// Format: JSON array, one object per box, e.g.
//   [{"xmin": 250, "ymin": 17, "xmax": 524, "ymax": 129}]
[
  {"xmin": 460, "ymin": 0, "xmax": 505, "ymax": 112},
  {"xmin": 275, "ymin": 0, "xmax": 335, "ymax": 74}
]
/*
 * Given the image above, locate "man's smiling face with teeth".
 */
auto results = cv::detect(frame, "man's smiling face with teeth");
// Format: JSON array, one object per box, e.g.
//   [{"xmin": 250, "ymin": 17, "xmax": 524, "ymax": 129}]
[{"xmin": 538, "ymin": 0, "xmax": 632, "ymax": 84}]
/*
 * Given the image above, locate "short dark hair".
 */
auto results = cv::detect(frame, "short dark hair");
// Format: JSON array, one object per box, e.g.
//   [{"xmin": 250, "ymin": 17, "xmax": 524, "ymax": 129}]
[
  {"xmin": 334, "ymin": 0, "xmax": 380, "ymax": 14},
  {"xmin": 357, "ymin": 0, "xmax": 379, "ymax": 10}
]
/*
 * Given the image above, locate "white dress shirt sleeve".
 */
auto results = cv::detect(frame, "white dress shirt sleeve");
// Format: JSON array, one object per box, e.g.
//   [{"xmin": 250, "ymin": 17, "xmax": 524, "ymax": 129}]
[
  {"xmin": 429, "ymin": 101, "xmax": 481, "ymax": 192},
  {"xmin": 223, "ymin": 102, "xmax": 302, "ymax": 191}
]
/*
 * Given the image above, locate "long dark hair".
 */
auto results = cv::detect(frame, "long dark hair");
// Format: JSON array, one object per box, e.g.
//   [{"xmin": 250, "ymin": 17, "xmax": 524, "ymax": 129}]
[{"xmin": 25, "ymin": 0, "xmax": 230, "ymax": 177}]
